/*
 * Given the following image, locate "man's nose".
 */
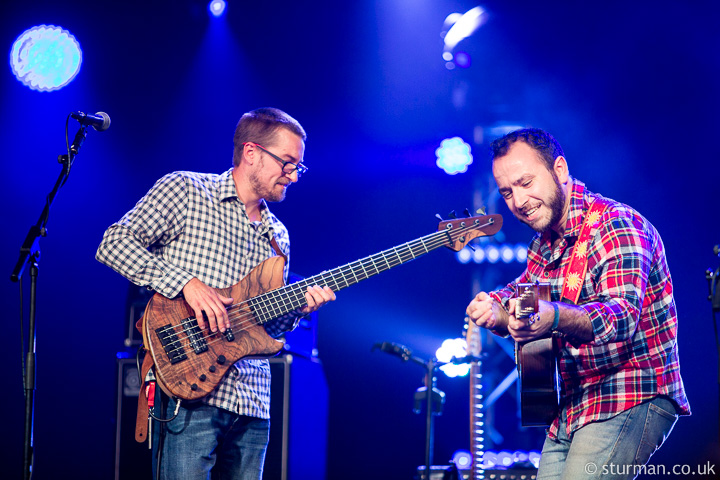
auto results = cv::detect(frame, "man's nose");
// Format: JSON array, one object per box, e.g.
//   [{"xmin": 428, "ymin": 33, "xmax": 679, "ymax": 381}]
[{"xmin": 512, "ymin": 190, "xmax": 528, "ymax": 210}]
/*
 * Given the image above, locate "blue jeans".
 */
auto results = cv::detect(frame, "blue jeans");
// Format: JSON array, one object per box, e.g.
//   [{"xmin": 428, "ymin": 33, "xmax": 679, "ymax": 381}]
[
  {"xmin": 151, "ymin": 396, "xmax": 270, "ymax": 480},
  {"xmin": 537, "ymin": 396, "xmax": 678, "ymax": 480}
]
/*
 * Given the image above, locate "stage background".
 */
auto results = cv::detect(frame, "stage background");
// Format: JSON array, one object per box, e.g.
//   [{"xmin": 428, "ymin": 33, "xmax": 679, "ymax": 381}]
[{"xmin": 1, "ymin": 1, "xmax": 718, "ymax": 478}]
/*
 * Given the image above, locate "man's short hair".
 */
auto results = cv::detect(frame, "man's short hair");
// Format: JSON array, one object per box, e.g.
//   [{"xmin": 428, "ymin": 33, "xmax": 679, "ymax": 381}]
[
  {"xmin": 490, "ymin": 127, "xmax": 564, "ymax": 171},
  {"xmin": 232, "ymin": 108, "xmax": 306, "ymax": 167}
]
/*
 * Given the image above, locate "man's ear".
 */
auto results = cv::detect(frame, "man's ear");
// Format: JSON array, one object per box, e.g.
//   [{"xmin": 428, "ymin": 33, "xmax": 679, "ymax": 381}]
[
  {"xmin": 553, "ymin": 156, "xmax": 569, "ymax": 184},
  {"xmin": 242, "ymin": 142, "xmax": 258, "ymax": 165}
]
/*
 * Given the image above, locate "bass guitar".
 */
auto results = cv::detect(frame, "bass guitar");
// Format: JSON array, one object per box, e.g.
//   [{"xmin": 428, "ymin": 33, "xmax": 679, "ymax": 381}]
[
  {"xmin": 143, "ymin": 214, "xmax": 502, "ymax": 400},
  {"xmin": 513, "ymin": 282, "xmax": 559, "ymax": 426}
]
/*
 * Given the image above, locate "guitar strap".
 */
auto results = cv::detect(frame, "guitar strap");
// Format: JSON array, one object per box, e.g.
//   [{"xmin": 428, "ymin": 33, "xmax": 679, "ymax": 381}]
[{"xmin": 559, "ymin": 198, "xmax": 610, "ymax": 304}]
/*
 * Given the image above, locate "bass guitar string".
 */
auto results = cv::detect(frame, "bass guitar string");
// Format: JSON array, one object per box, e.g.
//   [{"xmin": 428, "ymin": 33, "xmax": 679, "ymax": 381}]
[{"xmin": 153, "ymin": 220, "xmax": 491, "ymax": 369}]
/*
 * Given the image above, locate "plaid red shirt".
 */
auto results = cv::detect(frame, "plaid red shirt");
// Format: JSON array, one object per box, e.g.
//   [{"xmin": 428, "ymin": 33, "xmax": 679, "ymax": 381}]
[{"xmin": 490, "ymin": 178, "xmax": 690, "ymax": 439}]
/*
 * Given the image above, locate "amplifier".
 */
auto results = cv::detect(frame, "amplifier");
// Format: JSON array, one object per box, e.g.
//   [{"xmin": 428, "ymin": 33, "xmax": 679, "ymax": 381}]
[
  {"xmin": 114, "ymin": 356, "xmax": 152, "ymax": 480},
  {"xmin": 264, "ymin": 354, "xmax": 328, "ymax": 480}
]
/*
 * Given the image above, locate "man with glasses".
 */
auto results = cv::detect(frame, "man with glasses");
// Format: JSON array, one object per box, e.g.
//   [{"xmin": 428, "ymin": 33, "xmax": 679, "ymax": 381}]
[{"xmin": 97, "ymin": 107, "xmax": 335, "ymax": 479}]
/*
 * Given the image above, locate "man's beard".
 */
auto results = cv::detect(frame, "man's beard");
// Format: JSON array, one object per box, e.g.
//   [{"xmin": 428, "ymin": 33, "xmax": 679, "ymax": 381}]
[
  {"xmin": 249, "ymin": 158, "xmax": 287, "ymax": 203},
  {"xmin": 519, "ymin": 176, "xmax": 566, "ymax": 233}
]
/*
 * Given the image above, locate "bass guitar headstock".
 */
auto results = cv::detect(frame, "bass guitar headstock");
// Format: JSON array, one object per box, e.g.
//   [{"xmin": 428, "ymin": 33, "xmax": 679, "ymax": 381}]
[{"xmin": 438, "ymin": 214, "xmax": 503, "ymax": 251}]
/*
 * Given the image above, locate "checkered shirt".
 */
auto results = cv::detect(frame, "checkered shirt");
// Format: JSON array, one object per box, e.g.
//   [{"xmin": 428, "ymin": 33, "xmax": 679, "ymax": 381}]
[
  {"xmin": 96, "ymin": 169, "xmax": 299, "ymax": 419},
  {"xmin": 490, "ymin": 179, "xmax": 690, "ymax": 439}
]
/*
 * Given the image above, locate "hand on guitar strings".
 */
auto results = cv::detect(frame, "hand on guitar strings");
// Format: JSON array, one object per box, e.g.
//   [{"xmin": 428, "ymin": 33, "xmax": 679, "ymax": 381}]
[
  {"xmin": 298, "ymin": 285, "xmax": 336, "ymax": 315},
  {"xmin": 183, "ymin": 277, "xmax": 235, "ymax": 332},
  {"xmin": 467, "ymin": 292, "xmax": 553, "ymax": 342},
  {"xmin": 507, "ymin": 299, "xmax": 554, "ymax": 343}
]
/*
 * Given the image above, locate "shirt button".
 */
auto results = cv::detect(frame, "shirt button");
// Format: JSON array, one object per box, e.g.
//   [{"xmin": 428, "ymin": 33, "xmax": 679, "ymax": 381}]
[{"xmin": 544, "ymin": 272, "xmax": 550, "ymax": 277}]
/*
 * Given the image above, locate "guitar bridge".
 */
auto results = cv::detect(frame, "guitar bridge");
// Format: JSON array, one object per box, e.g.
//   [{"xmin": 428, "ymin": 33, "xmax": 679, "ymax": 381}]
[
  {"xmin": 182, "ymin": 317, "xmax": 209, "ymax": 354},
  {"xmin": 155, "ymin": 325, "xmax": 188, "ymax": 364}
]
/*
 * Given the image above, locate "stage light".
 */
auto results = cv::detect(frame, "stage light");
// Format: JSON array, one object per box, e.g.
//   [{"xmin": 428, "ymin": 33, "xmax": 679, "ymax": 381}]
[
  {"xmin": 485, "ymin": 245, "xmax": 500, "ymax": 263},
  {"xmin": 454, "ymin": 51, "xmax": 471, "ymax": 68},
  {"xmin": 513, "ymin": 450, "xmax": 529, "ymax": 463},
  {"xmin": 497, "ymin": 450, "xmax": 513, "ymax": 467},
  {"xmin": 443, "ymin": 6, "xmax": 487, "ymax": 52},
  {"xmin": 436, "ymin": 338, "xmax": 470, "ymax": 378},
  {"xmin": 528, "ymin": 451, "xmax": 542, "ymax": 468},
  {"xmin": 451, "ymin": 450, "xmax": 472, "ymax": 469},
  {"xmin": 481, "ymin": 451, "xmax": 497, "ymax": 469},
  {"xmin": 457, "ymin": 247, "xmax": 472, "ymax": 264},
  {"xmin": 9, "ymin": 25, "xmax": 82, "ymax": 92},
  {"xmin": 208, "ymin": 0, "xmax": 227, "ymax": 17},
  {"xmin": 455, "ymin": 243, "xmax": 527, "ymax": 265},
  {"xmin": 435, "ymin": 136, "xmax": 473, "ymax": 175},
  {"xmin": 500, "ymin": 244, "xmax": 514, "ymax": 264},
  {"xmin": 472, "ymin": 246, "xmax": 486, "ymax": 263}
]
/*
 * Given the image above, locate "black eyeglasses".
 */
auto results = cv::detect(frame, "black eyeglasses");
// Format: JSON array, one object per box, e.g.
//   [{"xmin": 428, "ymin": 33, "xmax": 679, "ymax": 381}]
[{"xmin": 245, "ymin": 142, "xmax": 308, "ymax": 177}]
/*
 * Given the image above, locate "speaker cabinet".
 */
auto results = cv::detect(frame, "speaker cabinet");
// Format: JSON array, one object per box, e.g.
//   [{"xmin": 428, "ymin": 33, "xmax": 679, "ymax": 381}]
[
  {"xmin": 264, "ymin": 354, "xmax": 329, "ymax": 480},
  {"xmin": 115, "ymin": 356, "xmax": 152, "ymax": 480},
  {"xmin": 114, "ymin": 354, "xmax": 328, "ymax": 480}
]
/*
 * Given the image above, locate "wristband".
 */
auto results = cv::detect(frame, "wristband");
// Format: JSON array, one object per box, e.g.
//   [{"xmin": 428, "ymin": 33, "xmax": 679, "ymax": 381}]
[{"xmin": 551, "ymin": 303, "xmax": 560, "ymax": 331}]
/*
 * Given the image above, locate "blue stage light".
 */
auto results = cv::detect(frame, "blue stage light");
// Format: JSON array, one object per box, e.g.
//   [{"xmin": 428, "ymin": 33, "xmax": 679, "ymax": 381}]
[
  {"xmin": 9, "ymin": 25, "xmax": 82, "ymax": 92},
  {"xmin": 485, "ymin": 245, "xmax": 500, "ymax": 263},
  {"xmin": 435, "ymin": 137, "xmax": 473, "ymax": 175},
  {"xmin": 208, "ymin": 0, "xmax": 227, "ymax": 17},
  {"xmin": 451, "ymin": 450, "xmax": 472, "ymax": 469},
  {"xmin": 500, "ymin": 244, "xmax": 514, "ymax": 264},
  {"xmin": 454, "ymin": 51, "xmax": 471, "ymax": 68}
]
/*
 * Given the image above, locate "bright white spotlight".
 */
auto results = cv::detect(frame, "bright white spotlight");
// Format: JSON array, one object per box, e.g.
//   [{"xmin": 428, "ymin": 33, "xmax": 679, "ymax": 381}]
[
  {"xmin": 9, "ymin": 25, "xmax": 82, "ymax": 92},
  {"xmin": 436, "ymin": 338, "xmax": 470, "ymax": 377},
  {"xmin": 208, "ymin": 0, "xmax": 227, "ymax": 17},
  {"xmin": 435, "ymin": 137, "xmax": 473, "ymax": 175},
  {"xmin": 443, "ymin": 6, "xmax": 487, "ymax": 52}
]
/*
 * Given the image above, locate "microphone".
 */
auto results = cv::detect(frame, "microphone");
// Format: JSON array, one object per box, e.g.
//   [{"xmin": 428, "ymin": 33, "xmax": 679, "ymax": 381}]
[
  {"xmin": 372, "ymin": 341, "xmax": 413, "ymax": 361},
  {"xmin": 70, "ymin": 111, "xmax": 111, "ymax": 132}
]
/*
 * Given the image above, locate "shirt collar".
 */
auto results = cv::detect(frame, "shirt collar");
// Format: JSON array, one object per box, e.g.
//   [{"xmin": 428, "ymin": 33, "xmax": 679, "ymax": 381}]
[
  {"xmin": 217, "ymin": 168, "xmax": 270, "ymax": 222},
  {"xmin": 560, "ymin": 177, "xmax": 591, "ymax": 239}
]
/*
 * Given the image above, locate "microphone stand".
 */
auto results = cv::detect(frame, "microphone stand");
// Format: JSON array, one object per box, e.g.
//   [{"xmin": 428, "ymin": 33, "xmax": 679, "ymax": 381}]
[
  {"xmin": 705, "ymin": 245, "xmax": 720, "ymax": 448},
  {"xmin": 10, "ymin": 124, "xmax": 88, "ymax": 480},
  {"xmin": 412, "ymin": 356, "xmax": 445, "ymax": 480},
  {"xmin": 373, "ymin": 342, "xmax": 448, "ymax": 480}
]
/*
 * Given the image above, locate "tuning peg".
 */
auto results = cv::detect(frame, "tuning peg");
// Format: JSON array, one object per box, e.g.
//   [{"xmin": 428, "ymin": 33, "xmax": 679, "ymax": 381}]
[
  {"xmin": 464, "ymin": 208, "xmax": 472, "ymax": 217},
  {"xmin": 435, "ymin": 213, "xmax": 444, "ymax": 221},
  {"xmin": 466, "ymin": 244, "xmax": 476, "ymax": 252},
  {"xmin": 448, "ymin": 210, "xmax": 457, "ymax": 219},
  {"xmin": 476, "ymin": 206, "xmax": 487, "ymax": 215}
]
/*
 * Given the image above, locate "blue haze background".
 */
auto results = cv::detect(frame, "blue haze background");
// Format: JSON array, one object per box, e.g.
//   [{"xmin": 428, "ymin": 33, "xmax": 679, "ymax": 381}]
[{"xmin": 1, "ymin": 1, "xmax": 718, "ymax": 478}]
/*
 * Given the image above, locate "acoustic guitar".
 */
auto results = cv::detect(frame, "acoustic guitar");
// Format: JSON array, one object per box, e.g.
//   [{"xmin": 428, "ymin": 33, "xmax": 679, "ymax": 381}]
[
  {"xmin": 142, "ymin": 214, "xmax": 502, "ymax": 400},
  {"xmin": 513, "ymin": 282, "xmax": 559, "ymax": 426}
]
